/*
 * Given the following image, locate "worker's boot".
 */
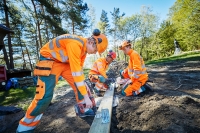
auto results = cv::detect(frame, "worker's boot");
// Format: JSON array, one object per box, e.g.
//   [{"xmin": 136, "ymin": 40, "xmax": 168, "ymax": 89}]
[
  {"xmin": 143, "ymin": 83, "xmax": 153, "ymax": 92},
  {"xmin": 133, "ymin": 83, "xmax": 153, "ymax": 96},
  {"xmin": 133, "ymin": 86, "xmax": 146, "ymax": 96},
  {"xmin": 16, "ymin": 129, "xmax": 35, "ymax": 133}
]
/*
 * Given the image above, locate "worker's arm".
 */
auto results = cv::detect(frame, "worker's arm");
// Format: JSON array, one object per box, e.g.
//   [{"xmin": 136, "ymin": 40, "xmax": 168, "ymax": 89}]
[
  {"xmin": 67, "ymin": 41, "xmax": 87, "ymax": 96},
  {"xmin": 96, "ymin": 60, "xmax": 108, "ymax": 79},
  {"xmin": 131, "ymin": 53, "xmax": 142, "ymax": 82},
  {"xmin": 80, "ymin": 54, "xmax": 87, "ymax": 68},
  {"xmin": 67, "ymin": 41, "xmax": 92, "ymax": 107}
]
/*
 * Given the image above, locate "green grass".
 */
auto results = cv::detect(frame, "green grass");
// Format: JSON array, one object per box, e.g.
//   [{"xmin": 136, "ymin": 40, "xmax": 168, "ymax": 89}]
[
  {"xmin": 0, "ymin": 69, "xmax": 91, "ymax": 108},
  {"xmin": 55, "ymin": 80, "xmax": 69, "ymax": 88},
  {"xmin": 0, "ymin": 87, "xmax": 36, "ymax": 106},
  {"xmin": 146, "ymin": 51, "xmax": 200, "ymax": 65}
]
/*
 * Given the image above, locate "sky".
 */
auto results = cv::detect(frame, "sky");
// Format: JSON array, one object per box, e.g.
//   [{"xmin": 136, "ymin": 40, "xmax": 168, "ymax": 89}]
[{"xmin": 83, "ymin": 0, "xmax": 176, "ymax": 23}]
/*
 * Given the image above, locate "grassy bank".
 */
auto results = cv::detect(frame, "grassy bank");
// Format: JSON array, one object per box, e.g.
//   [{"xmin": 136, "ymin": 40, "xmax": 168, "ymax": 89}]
[
  {"xmin": 146, "ymin": 51, "xmax": 200, "ymax": 65},
  {"xmin": 0, "ymin": 68, "xmax": 91, "ymax": 110}
]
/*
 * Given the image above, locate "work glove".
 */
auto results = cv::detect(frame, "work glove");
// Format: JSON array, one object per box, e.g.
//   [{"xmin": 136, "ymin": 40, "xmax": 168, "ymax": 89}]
[
  {"xmin": 119, "ymin": 70, "xmax": 124, "ymax": 79},
  {"xmin": 83, "ymin": 94, "xmax": 93, "ymax": 108},
  {"xmin": 126, "ymin": 79, "xmax": 132, "ymax": 85},
  {"xmin": 98, "ymin": 76, "xmax": 106, "ymax": 83}
]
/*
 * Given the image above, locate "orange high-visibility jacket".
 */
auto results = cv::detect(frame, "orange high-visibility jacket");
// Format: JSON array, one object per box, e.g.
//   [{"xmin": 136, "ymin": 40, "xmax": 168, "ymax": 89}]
[
  {"xmin": 126, "ymin": 49, "xmax": 148, "ymax": 82},
  {"xmin": 89, "ymin": 58, "xmax": 109, "ymax": 79},
  {"xmin": 40, "ymin": 34, "xmax": 87, "ymax": 95}
]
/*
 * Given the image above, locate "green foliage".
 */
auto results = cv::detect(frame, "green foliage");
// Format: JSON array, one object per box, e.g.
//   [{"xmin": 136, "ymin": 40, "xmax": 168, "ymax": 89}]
[
  {"xmin": 38, "ymin": 0, "xmax": 61, "ymax": 14},
  {"xmin": 83, "ymin": 68, "xmax": 90, "ymax": 79},
  {"xmin": 98, "ymin": 10, "xmax": 110, "ymax": 35},
  {"xmin": 168, "ymin": 0, "xmax": 200, "ymax": 51},
  {"xmin": 142, "ymin": 0, "xmax": 200, "ymax": 61},
  {"xmin": 156, "ymin": 21, "xmax": 176, "ymax": 58},
  {"xmin": 41, "ymin": 14, "xmax": 66, "ymax": 35},
  {"xmin": 110, "ymin": 8, "xmax": 125, "ymax": 60},
  {"xmin": 38, "ymin": 0, "xmax": 66, "ymax": 36},
  {"xmin": 63, "ymin": 0, "xmax": 89, "ymax": 34}
]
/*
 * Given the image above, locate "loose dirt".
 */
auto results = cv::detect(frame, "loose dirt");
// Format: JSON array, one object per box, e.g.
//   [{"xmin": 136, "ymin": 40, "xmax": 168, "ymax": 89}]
[{"xmin": 2, "ymin": 59, "xmax": 200, "ymax": 133}]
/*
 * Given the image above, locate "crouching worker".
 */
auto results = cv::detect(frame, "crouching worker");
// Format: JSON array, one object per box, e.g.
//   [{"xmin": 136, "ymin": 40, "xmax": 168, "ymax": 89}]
[
  {"xmin": 16, "ymin": 29, "xmax": 108, "ymax": 133},
  {"xmin": 88, "ymin": 50, "xmax": 116, "ymax": 95},
  {"xmin": 118, "ymin": 40, "xmax": 150, "ymax": 96}
]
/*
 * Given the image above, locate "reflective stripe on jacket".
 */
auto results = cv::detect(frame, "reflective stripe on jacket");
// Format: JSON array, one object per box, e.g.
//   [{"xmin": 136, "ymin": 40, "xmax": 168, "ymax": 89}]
[
  {"xmin": 89, "ymin": 58, "xmax": 109, "ymax": 79},
  {"xmin": 126, "ymin": 49, "xmax": 148, "ymax": 82},
  {"xmin": 40, "ymin": 34, "xmax": 87, "ymax": 95}
]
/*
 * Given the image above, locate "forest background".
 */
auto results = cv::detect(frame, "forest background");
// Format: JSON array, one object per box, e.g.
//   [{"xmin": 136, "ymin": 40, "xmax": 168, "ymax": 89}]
[{"xmin": 0, "ymin": 0, "xmax": 199, "ymax": 70}]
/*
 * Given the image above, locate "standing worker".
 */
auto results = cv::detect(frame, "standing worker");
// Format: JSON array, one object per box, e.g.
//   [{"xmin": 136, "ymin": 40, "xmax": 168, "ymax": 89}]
[
  {"xmin": 118, "ymin": 40, "xmax": 149, "ymax": 96},
  {"xmin": 16, "ymin": 29, "xmax": 108, "ymax": 133},
  {"xmin": 88, "ymin": 50, "xmax": 116, "ymax": 95}
]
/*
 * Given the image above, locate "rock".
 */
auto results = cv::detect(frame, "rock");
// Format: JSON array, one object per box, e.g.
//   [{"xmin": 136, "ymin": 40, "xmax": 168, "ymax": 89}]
[{"xmin": 0, "ymin": 106, "xmax": 24, "ymax": 132}]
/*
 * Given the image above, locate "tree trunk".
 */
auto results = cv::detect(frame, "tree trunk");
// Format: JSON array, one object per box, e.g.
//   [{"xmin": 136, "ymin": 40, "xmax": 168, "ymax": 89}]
[
  {"xmin": 41, "ymin": 5, "xmax": 49, "ymax": 41},
  {"xmin": 3, "ymin": 0, "xmax": 14, "ymax": 69},
  {"xmin": 2, "ymin": 42, "xmax": 10, "ymax": 69},
  {"xmin": 31, "ymin": 0, "xmax": 43, "ymax": 48},
  {"xmin": 72, "ymin": 21, "xmax": 75, "ymax": 34},
  {"xmin": 140, "ymin": 36, "xmax": 145, "ymax": 57},
  {"xmin": 25, "ymin": 45, "xmax": 33, "ymax": 70},
  {"xmin": 35, "ymin": 35, "xmax": 40, "ymax": 60},
  {"xmin": 19, "ymin": 42, "xmax": 26, "ymax": 69}
]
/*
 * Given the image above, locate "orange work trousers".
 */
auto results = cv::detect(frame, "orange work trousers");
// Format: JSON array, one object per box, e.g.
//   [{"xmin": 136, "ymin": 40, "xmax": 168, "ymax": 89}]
[
  {"xmin": 122, "ymin": 78, "xmax": 148, "ymax": 96},
  {"xmin": 17, "ymin": 61, "xmax": 84, "ymax": 133}
]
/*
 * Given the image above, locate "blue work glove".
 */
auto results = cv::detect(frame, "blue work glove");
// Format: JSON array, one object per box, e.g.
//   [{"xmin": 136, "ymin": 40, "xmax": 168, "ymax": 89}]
[
  {"xmin": 119, "ymin": 69, "xmax": 124, "ymax": 79},
  {"xmin": 98, "ymin": 76, "xmax": 106, "ymax": 83}
]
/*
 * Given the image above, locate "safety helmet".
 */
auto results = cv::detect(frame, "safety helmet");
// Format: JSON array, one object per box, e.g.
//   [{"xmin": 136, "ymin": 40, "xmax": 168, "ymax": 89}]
[
  {"xmin": 107, "ymin": 50, "xmax": 117, "ymax": 60},
  {"xmin": 119, "ymin": 40, "xmax": 131, "ymax": 50},
  {"xmin": 92, "ymin": 29, "xmax": 108, "ymax": 54}
]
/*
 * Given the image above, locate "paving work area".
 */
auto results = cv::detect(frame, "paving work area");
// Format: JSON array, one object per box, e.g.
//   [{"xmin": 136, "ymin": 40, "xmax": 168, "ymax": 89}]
[{"xmin": 2, "ymin": 59, "xmax": 200, "ymax": 133}]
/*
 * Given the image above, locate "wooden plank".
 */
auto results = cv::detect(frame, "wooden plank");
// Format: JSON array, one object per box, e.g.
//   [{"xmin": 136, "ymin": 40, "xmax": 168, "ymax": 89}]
[{"xmin": 89, "ymin": 84, "xmax": 115, "ymax": 133}]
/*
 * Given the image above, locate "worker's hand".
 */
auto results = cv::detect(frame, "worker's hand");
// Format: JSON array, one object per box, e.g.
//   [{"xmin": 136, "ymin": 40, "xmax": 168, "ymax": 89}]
[
  {"xmin": 126, "ymin": 79, "xmax": 132, "ymax": 85},
  {"xmin": 83, "ymin": 94, "xmax": 93, "ymax": 108}
]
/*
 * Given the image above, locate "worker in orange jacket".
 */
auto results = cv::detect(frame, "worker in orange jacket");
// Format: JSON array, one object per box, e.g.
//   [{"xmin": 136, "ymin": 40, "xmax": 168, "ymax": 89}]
[
  {"xmin": 16, "ymin": 29, "xmax": 108, "ymax": 133},
  {"xmin": 118, "ymin": 40, "xmax": 148, "ymax": 96},
  {"xmin": 89, "ymin": 50, "xmax": 116, "ymax": 94}
]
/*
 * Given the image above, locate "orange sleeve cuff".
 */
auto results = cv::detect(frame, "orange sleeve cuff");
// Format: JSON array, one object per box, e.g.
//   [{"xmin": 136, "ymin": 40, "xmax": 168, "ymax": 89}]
[{"xmin": 79, "ymin": 86, "xmax": 87, "ymax": 96}]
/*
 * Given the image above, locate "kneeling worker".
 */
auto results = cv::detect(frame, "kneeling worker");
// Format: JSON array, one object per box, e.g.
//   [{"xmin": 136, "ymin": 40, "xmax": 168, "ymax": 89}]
[
  {"xmin": 89, "ymin": 50, "xmax": 116, "ymax": 94},
  {"xmin": 118, "ymin": 40, "xmax": 150, "ymax": 96}
]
